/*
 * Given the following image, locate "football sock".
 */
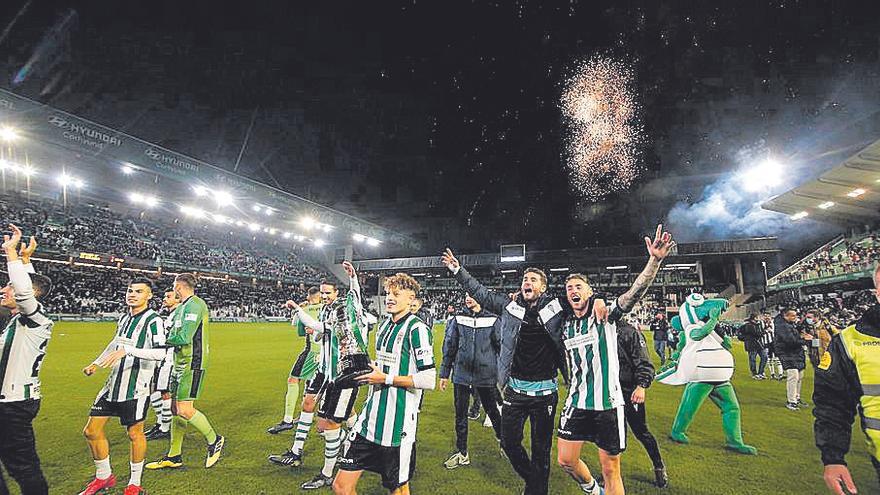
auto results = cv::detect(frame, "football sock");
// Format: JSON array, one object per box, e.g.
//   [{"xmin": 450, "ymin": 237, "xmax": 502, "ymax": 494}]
[
  {"xmin": 169, "ymin": 416, "xmax": 188, "ymax": 457},
  {"xmin": 95, "ymin": 456, "xmax": 111, "ymax": 480},
  {"xmin": 321, "ymin": 428, "xmax": 342, "ymax": 478},
  {"xmin": 291, "ymin": 411, "xmax": 314, "ymax": 454},
  {"xmin": 284, "ymin": 381, "xmax": 301, "ymax": 424},
  {"xmin": 189, "ymin": 411, "xmax": 218, "ymax": 445},
  {"xmin": 129, "ymin": 461, "xmax": 144, "ymax": 486}
]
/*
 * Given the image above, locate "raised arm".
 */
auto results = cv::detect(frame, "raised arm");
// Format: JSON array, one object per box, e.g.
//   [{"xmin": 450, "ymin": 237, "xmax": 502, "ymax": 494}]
[
  {"xmin": 3, "ymin": 224, "xmax": 39, "ymax": 317},
  {"xmin": 617, "ymin": 225, "xmax": 675, "ymax": 313},
  {"xmin": 441, "ymin": 248, "xmax": 508, "ymax": 315}
]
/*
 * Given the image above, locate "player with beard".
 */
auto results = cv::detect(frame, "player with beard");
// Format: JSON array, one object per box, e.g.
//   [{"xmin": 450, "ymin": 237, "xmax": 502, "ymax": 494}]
[
  {"xmin": 556, "ymin": 225, "xmax": 674, "ymax": 495},
  {"xmin": 441, "ymin": 250, "xmax": 606, "ymax": 495}
]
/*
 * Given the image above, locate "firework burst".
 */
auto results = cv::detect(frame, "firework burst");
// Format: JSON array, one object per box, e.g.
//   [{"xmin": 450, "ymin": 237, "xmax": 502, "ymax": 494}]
[{"xmin": 560, "ymin": 55, "xmax": 644, "ymax": 199}]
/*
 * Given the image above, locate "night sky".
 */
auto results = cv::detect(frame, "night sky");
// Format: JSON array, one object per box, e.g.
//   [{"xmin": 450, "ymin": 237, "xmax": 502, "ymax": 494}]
[{"xmin": 2, "ymin": 1, "xmax": 879, "ymax": 257}]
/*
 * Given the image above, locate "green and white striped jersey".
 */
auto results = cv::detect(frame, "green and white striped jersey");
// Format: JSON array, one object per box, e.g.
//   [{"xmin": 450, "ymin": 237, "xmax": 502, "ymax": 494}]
[
  {"xmin": 0, "ymin": 261, "xmax": 54, "ymax": 403},
  {"xmin": 355, "ymin": 313, "xmax": 434, "ymax": 447},
  {"xmin": 316, "ymin": 277, "xmax": 367, "ymax": 382},
  {"xmin": 97, "ymin": 309, "xmax": 165, "ymax": 402},
  {"xmin": 562, "ymin": 302, "xmax": 625, "ymax": 411}
]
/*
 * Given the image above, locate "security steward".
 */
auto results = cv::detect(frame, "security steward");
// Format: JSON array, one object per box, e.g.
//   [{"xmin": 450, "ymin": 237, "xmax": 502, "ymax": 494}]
[{"xmin": 814, "ymin": 265, "xmax": 880, "ymax": 495}]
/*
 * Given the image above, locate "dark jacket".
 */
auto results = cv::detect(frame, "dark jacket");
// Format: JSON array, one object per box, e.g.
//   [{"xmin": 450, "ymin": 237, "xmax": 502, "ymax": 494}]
[
  {"xmin": 617, "ymin": 323, "xmax": 654, "ymax": 391},
  {"xmin": 439, "ymin": 310, "xmax": 501, "ymax": 387},
  {"xmin": 415, "ymin": 308, "xmax": 434, "ymax": 330},
  {"xmin": 453, "ymin": 267, "xmax": 569, "ymax": 388},
  {"xmin": 774, "ymin": 314, "xmax": 806, "ymax": 370},
  {"xmin": 740, "ymin": 320, "xmax": 763, "ymax": 353},
  {"xmin": 814, "ymin": 304, "xmax": 880, "ymax": 466},
  {"xmin": 649, "ymin": 319, "xmax": 668, "ymax": 342}
]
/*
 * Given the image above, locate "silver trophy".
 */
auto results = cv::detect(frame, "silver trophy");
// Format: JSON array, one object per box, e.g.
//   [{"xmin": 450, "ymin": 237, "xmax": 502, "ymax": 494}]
[{"xmin": 327, "ymin": 300, "xmax": 371, "ymax": 389}]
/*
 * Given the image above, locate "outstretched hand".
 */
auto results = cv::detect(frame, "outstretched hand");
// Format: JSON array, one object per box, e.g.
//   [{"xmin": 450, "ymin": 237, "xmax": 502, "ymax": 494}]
[
  {"xmin": 645, "ymin": 224, "xmax": 675, "ymax": 260},
  {"xmin": 441, "ymin": 248, "xmax": 461, "ymax": 272},
  {"xmin": 2, "ymin": 224, "xmax": 22, "ymax": 254},
  {"xmin": 19, "ymin": 235, "xmax": 37, "ymax": 263},
  {"xmin": 342, "ymin": 260, "xmax": 357, "ymax": 278}
]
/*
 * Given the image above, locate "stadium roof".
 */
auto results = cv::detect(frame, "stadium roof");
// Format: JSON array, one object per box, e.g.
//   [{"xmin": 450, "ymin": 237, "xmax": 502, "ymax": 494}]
[
  {"xmin": 762, "ymin": 138, "xmax": 880, "ymax": 226},
  {"xmin": 0, "ymin": 89, "xmax": 418, "ymax": 250}
]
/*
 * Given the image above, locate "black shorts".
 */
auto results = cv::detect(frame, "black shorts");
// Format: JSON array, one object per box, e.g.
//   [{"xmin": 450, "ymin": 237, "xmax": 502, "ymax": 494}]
[
  {"xmin": 317, "ymin": 381, "xmax": 359, "ymax": 423},
  {"xmin": 338, "ymin": 433, "xmax": 416, "ymax": 490},
  {"xmin": 557, "ymin": 405, "xmax": 626, "ymax": 455},
  {"xmin": 305, "ymin": 371, "xmax": 327, "ymax": 396},
  {"xmin": 90, "ymin": 393, "xmax": 149, "ymax": 427}
]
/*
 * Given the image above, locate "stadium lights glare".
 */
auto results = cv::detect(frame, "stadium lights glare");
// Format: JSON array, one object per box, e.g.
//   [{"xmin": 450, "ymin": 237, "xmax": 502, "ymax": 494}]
[
  {"xmin": 549, "ymin": 267, "xmax": 569, "ymax": 272},
  {"xmin": 269, "ymin": 228, "xmax": 278, "ymax": 235},
  {"xmin": 180, "ymin": 205, "xmax": 204, "ymax": 218},
  {"xmin": 606, "ymin": 265, "xmax": 628, "ymax": 270},
  {"xmin": 264, "ymin": 208, "xmax": 273, "ymax": 216},
  {"xmin": 283, "ymin": 232, "xmax": 291, "ymax": 239},
  {"xmin": 212, "ymin": 213, "xmax": 228, "ymax": 224},
  {"xmin": 18, "ymin": 165, "xmax": 34, "ymax": 177},
  {"xmin": 214, "ymin": 190, "xmax": 234, "ymax": 207},
  {"xmin": 248, "ymin": 222, "xmax": 260, "ymax": 231},
  {"xmin": 252, "ymin": 204, "xmax": 262, "ymax": 212},
  {"xmin": 128, "ymin": 192, "xmax": 159, "ymax": 208},
  {"xmin": 847, "ymin": 188, "xmax": 866, "ymax": 198},
  {"xmin": 741, "ymin": 158, "xmax": 783, "ymax": 192},
  {"xmin": 412, "ymin": 273, "xmax": 427, "ymax": 277},
  {"xmin": 121, "ymin": 164, "xmax": 135, "ymax": 175},
  {"xmin": 352, "ymin": 233, "xmax": 365, "ymax": 242},
  {"xmin": 366, "ymin": 237, "xmax": 380, "ymax": 246},
  {"xmin": 817, "ymin": 201, "xmax": 835, "ymax": 209},
  {"xmin": 790, "ymin": 211, "xmax": 809, "ymax": 220},
  {"xmin": 500, "ymin": 269, "xmax": 517, "ymax": 274},
  {"xmin": 57, "ymin": 173, "xmax": 83, "ymax": 188},
  {"xmin": 0, "ymin": 159, "xmax": 7, "ymax": 170},
  {"xmin": 192, "ymin": 185, "xmax": 208, "ymax": 196},
  {"xmin": 300, "ymin": 217, "xmax": 316, "ymax": 230},
  {"xmin": 314, "ymin": 239, "xmax": 326, "ymax": 247},
  {"xmin": 321, "ymin": 224, "xmax": 332, "ymax": 233},
  {"xmin": 0, "ymin": 126, "xmax": 18, "ymax": 141}
]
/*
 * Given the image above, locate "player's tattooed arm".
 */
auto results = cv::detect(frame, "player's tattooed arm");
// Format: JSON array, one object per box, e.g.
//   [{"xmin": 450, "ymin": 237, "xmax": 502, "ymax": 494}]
[{"xmin": 617, "ymin": 224, "xmax": 675, "ymax": 313}]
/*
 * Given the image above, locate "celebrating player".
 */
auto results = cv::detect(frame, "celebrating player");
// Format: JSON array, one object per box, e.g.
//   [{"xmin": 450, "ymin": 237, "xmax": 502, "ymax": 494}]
[
  {"xmin": 146, "ymin": 273, "xmax": 225, "ymax": 470},
  {"xmin": 144, "ymin": 288, "xmax": 179, "ymax": 441},
  {"xmin": 267, "ymin": 286, "xmax": 322, "ymax": 434},
  {"xmin": 556, "ymin": 225, "xmax": 674, "ymax": 495},
  {"xmin": 79, "ymin": 278, "xmax": 167, "ymax": 495},
  {"xmin": 0, "ymin": 225, "xmax": 52, "ymax": 495},
  {"xmin": 441, "ymin": 248, "xmax": 606, "ymax": 495},
  {"xmin": 333, "ymin": 272, "xmax": 436, "ymax": 495},
  {"xmin": 276, "ymin": 261, "xmax": 368, "ymax": 490}
]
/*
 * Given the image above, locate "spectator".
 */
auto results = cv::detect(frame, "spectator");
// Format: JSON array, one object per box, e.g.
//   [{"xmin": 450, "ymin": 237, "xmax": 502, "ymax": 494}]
[
  {"xmin": 649, "ymin": 312, "xmax": 669, "ymax": 366},
  {"xmin": 741, "ymin": 314, "xmax": 767, "ymax": 379},
  {"xmin": 774, "ymin": 307, "xmax": 810, "ymax": 411}
]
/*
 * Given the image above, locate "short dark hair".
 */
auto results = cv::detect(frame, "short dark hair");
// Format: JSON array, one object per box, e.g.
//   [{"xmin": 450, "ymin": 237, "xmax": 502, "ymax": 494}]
[
  {"xmin": 31, "ymin": 273, "xmax": 52, "ymax": 299},
  {"xmin": 175, "ymin": 273, "xmax": 198, "ymax": 290},
  {"xmin": 523, "ymin": 267, "xmax": 548, "ymax": 287},
  {"xmin": 782, "ymin": 307, "xmax": 797, "ymax": 315},
  {"xmin": 129, "ymin": 278, "xmax": 154, "ymax": 291},
  {"xmin": 320, "ymin": 280, "xmax": 338, "ymax": 290},
  {"xmin": 307, "ymin": 286, "xmax": 320, "ymax": 296}
]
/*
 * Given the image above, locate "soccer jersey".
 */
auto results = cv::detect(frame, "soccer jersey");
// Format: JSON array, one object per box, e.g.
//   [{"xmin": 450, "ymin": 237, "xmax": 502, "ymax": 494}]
[
  {"xmin": 562, "ymin": 302, "xmax": 626, "ymax": 411},
  {"xmin": 0, "ymin": 261, "xmax": 53, "ymax": 403},
  {"xmin": 167, "ymin": 295, "xmax": 210, "ymax": 371},
  {"xmin": 293, "ymin": 303, "xmax": 323, "ymax": 357},
  {"xmin": 355, "ymin": 313, "xmax": 434, "ymax": 447},
  {"xmin": 97, "ymin": 309, "xmax": 165, "ymax": 402},
  {"xmin": 317, "ymin": 278, "xmax": 367, "ymax": 383}
]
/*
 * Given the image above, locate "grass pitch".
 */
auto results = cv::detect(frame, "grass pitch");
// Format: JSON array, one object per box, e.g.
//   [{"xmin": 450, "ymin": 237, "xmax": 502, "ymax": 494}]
[{"xmin": 7, "ymin": 321, "xmax": 877, "ymax": 494}]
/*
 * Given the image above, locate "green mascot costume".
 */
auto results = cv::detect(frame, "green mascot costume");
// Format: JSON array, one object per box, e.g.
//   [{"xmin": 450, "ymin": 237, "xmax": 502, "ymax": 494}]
[{"xmin": 656, "ymin": 293, "xmax": 757, "ymax": 455}]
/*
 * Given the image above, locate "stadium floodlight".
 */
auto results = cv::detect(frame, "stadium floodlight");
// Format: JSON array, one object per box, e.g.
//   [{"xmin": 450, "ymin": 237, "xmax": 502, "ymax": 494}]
[
  {"xmin": 847, "ymin": 188, "xmax": 866, "ymax": 198},
  {"xmin": 300, "ymin": 216, "xmax": 316, "ymax": 230},
  {"xmin": 817, "ymin": 201, "xmax": 835, "ymax": 209},
  {"xmin": 269, "ymin": 228, "xmax": 278, "ymax": 235},
  {"xmin": 252, "ymin": 204, "xmax": 262, "ymax": 212},
  {"xmin": 212, "ymin": 213, "xmax": 228, "ymax": 224},
  {"xmin": 294, "ymin": 235, "xmax": 306, "ymax": 241},
  {"xmin": 0, "ymin": 126, "xmax": 18, "ymax": 141},
  {"xmin": 56, "ymin": 173, "xmax": 73, "ymax": 186},
  {"xmin": 549, "ymin": 267, "xmax": 569, "ymax": 272},
  {"xmin": 606, "ymin": 265, "xmax": 628, "ymax": 270},
  {"xmin": 121, "ymin": 164, "xmax": 135, "ymax": 175},
  {"xmin": 264, "ymin": 208, "xmax": 273, "ymax": 216},
  {"xmin": 235, "ymin": 220, "xmax": 245, "ymax": 227},
  {"xmin": 500, "ymin": 269, "xmax": 517, "ymax": 274},
  {"xmin": 283, "ymin": 232, "xmax": 292, "ymax": 239},
  {"xmin": 741, "ymin": 158, "xmax": 783, "ymax": 192},
  {"xmin": 314, "ymin": 239, "xmax": 326, "ymax": 247},
  {"xmin": 129, "ymin": 192, "xmax": 144, "ymax": 203},
  {"xmin": 180, "ymin": 205, "xmax": 204, "ymax": 218},
  {"xmin": 248, "ymin": 222, "xmax": 260, "ymax": 231},
  {"xmin": 321, "ymin": 223, "xmax": 332, "ymax": 232},
  {"xmin": 214, "ymin": 190, "xmax": 234, "ymax": 207},
  {"xmin": 192, "ymin": 185, "xmax": 208, "ymax": 196},
  {"xmin": 143, "ymin": 195, "xmax": 158, "ymax": 208},
  {"xmin": 352, "ymin": 233, "xmax": 365, "ymax": 242},
  {"xmin": 18, "ymin": 165, "xmax": 34, "ymax": 177},
  {"xmin": 790, "ymin": 211, "xmax": 809, "ymax": 220},
  {"xmin": 366, "ymin": 237, "xmax": 380, "ymax": 246}
]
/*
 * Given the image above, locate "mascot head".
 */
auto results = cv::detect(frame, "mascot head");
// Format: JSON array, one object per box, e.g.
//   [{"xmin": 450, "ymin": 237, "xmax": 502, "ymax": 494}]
[{"xmin": 671, "ymin": 293, "xmax": 728, "ymax": 333}]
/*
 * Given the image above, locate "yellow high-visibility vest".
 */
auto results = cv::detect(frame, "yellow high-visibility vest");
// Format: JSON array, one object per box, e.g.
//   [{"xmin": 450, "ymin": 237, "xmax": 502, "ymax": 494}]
[{"xmin": 839, "ymin": 325, "xmax": 880, "ymax": 459}]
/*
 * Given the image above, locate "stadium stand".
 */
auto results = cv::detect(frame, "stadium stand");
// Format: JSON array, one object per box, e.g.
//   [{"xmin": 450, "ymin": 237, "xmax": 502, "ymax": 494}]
[{"xmin": 767, "ymin": 230, "xmax": 880, "ymax": 290}]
